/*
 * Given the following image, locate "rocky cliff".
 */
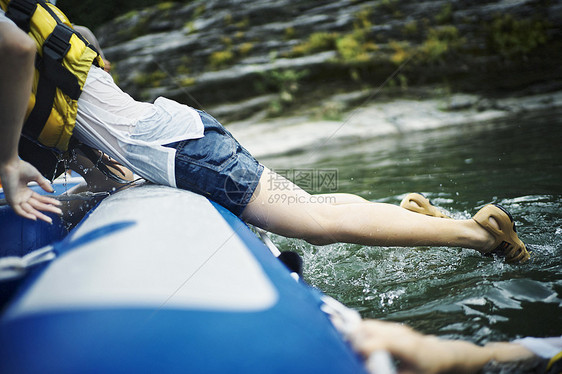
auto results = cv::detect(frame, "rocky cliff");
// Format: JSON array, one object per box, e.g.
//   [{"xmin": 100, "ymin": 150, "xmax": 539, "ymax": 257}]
[{"xmin": 96, "ymin": 0, "xmax": 562, "ymax": 122}]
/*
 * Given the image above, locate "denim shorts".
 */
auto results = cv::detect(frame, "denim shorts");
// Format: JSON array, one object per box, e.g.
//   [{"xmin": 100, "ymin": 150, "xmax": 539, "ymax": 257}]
[{"xmin": 165, "ymin": 111, "xmax": 264, "ymax": 217}]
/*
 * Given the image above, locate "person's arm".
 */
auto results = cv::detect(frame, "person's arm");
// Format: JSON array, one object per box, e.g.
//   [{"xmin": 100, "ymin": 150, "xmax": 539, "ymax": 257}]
[
  {"xmin": 61, "ymin": 152, "xmax": 135, "ymax": 226},
  {"xmin": 350, "ymin": 319, "xmax": 536, "ymax": 373},
  {"xmin": 0, "ymin": 22, "xmax": 62, "ymax": 223}
]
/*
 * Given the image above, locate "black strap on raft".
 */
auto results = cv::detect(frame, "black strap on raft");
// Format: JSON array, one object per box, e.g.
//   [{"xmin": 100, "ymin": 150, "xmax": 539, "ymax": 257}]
[
  {"xmin": 278, "ymin": 251, "xmax": 303, "ymax": 277},
  {"xmin": 6, "ymin": 0, "xmax": 83, "ymax": 143}
]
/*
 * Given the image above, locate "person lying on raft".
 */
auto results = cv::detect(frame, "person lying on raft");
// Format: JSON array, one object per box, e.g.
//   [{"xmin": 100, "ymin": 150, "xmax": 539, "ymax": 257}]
[
  {"xmin": 0, "ymin": 11, "xmax": 529, "ymax": 263},
  {"xmin": 1, "ymin": 11, "xmax": 551, "ymax": 374}
]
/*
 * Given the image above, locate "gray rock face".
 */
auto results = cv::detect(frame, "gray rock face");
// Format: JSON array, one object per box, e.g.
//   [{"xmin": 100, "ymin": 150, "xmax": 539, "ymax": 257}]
[{"xmin": 96, "ymin": 0, "xmax": 562, "ymax": 120}]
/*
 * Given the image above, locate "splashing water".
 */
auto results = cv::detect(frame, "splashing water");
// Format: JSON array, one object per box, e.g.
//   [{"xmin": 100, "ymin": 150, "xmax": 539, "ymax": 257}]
[{"xmin": 264, "ymin": 109, "xmax": 562, "ymax": 344}]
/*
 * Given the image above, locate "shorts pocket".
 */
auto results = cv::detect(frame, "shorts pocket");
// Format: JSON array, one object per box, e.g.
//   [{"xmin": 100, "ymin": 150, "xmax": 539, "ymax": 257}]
[{"xmin": 175, "ymin": 129, "xmax": 237, "ymax": 172}]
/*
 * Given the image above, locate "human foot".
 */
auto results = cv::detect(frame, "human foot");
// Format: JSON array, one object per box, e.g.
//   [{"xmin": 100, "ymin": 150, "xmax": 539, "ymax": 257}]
[
  {"xmin": 472, "ymin": 204, "xmax": 530, "ymax": 263},
  {"xmin": 400, "ymin": 193, "xmax": 451, "ymax": 219}
]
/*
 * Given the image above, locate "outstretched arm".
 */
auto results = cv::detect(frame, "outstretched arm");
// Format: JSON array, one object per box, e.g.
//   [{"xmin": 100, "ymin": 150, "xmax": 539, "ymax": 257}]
[
  {"xmin": 350, "ymin": 319, "xmax": 536, "ymax": 373},
  {"xmin": 0, "ymin": 21, "xmax": 62, "ymax": 223}
]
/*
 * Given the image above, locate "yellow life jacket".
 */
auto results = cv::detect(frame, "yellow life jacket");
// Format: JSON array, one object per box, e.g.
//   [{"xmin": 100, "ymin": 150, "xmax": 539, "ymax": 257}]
[{"xmin": 0, "ymin": 0, "xmax": 104, "ymax": 151}]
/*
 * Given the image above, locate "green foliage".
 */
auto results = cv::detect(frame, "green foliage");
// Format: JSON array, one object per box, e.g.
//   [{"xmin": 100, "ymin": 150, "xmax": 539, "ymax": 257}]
[
  {"xmin": 388, "ymin": 73, "xmax": 408, "ymax": 90},
  {"xmin": 209, "ymin": 50, "xmax": 235, "ymax": 68},
  {"xmin": 349, "ymin": 68, "xmax": 361, "ymax": 82},
  {"xmin": 258, "ymin": 69, "xmax": 309, "ymax": 115},
  {"xmin": 487, "ymin": 14, "xmax": 548, "ymax": 58},
  {"xmin": 419, "ymin": 37, "xmax": 448, "ymax": 62},
  {"xmin": 237, "ymin": 42, "xmax": 254, "ymax": 56},
  {"xmin": 389, "ymin": 40, "xmax": 413, "ymax": 65},
  {"xmin": 419, "ymin": 26, "xmax": 465, "ymax": 63},
  {"xmin": 169, "ymin": 56, "xmax": 195, "ymax": 85},
  {"xmin": 132, "ymin": 70, "xmax": 168, "ymax": 87},
  {"xmin": 435, "ymin": 3, "xmax": 453, "ymax": 25},
  {"xmin": 180, "ymin": 77, "xmax": 197, "ymax": 86},
  {"xmin": 235, "ymin": 17, "xmax": 250, "ymax": 29},
  {"xmin": 335, "ymin": 31, "xmax": 378, "ymax": 63},
  {"xmin": 336, "ymin": 33, "xmax": 365, "ymax": 62},
  {"xmin": 353, "ymin": 7, "xmax": 373, "ymax": 30},
  {"xmin": 262, "ymin": 69, "xmax": 309, "ymax": 94},
  {"xmin": 284, "ymin": 27, "xmax": 295, "ymax": 40},
  {"xmin": 403, "ymin": 20, "xmax": 418, "ymax": 36},
  {"xmin": 334, "ymin": 7, "xmax": 378, "ymax": 64},
  {"xmin": 224, "ymin": 13, "xmax": 233, "ymax": 25},
  {"xmin": 193, "ymin": 4, "xmax": 206, "ymax": 18},
  {"xmin": 183, "ymin": 4, "xmax": 206, "ymax": 33},
  {"xmin": 121, "ymin": 9, "xmax": 139, "ymax": 20},
  {"xmin": 156, "ymin": 2, "xmax": 175, "ymax": 11},
  {"xmin": 290, "ymin": 32, "xmax": 338, "ymax": 57},
  {"xmin": 309, "ymin": 32, "xmax": 338, "ymax": 50},
  {"xmin": 176, "ymin": 65, "xmax": 191, "ymax": 74},
  {"xmin": 184, "ymin": 21, "xmax": 197, "ymax": 34},
  {"xmin": 315, "ymin": 101, "xmax": 345, "ymax": 121},
  {"xmin": 267, "ymin": 99, "xmax": 283, "ymax": 116},
  {"xmin": 207, "ymin": 38, "xmax": 253, "ymax": 70},
  {"xmin": 287, "ymin": 6, "xmax": 378, "ymax": 64}
]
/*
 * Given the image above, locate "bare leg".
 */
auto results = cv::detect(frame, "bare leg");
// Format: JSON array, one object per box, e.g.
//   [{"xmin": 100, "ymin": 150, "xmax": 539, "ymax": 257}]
[
  {"xmin": 314, "ymin": 193, "xmax": 370, "ymax": 205},
  {"xmin": 241, "ymin": 167, "xmax": 494, "ymax": 251}
]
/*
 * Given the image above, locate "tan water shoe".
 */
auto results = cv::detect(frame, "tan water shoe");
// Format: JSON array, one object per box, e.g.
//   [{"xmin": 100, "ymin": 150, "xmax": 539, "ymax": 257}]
[
  {"xmin": 400, "ymin": 193, "xmax": 451, "ymax": 219},
  {"xmin": 473, "ymin": 204, "xmax": 530, "ymax": 263}
]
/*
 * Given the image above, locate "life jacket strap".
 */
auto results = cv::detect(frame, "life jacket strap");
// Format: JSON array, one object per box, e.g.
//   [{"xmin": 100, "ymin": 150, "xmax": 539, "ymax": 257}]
[
  {"xmin": 23, "ymin": 23, "xmax": 81, "ymax": 142},
  {"xmin": 5, "ymin": 0, "xmax": 36, "ymax": 32},
  {"xmin": 42, "ymin": 24, "xmax": 81, "ymax": 99}
]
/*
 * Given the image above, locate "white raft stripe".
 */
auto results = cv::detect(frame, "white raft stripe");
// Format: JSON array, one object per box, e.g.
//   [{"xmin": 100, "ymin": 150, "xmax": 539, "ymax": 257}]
[{"xmin": 5, "ymin": 186, "xmax": 278, "ymax": 319}]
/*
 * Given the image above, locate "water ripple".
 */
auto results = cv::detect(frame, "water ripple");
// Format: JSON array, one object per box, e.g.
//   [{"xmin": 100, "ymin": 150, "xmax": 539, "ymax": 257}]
[{"xmin": 267, "ymin": 111, "xmax": 562, "ymax": 343}]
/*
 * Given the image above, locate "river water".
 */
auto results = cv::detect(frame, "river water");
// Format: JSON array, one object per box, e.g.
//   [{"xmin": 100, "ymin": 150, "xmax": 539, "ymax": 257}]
[{"xmin": 260, "ymin": 108, "xmax": 562, "ymax": 345}]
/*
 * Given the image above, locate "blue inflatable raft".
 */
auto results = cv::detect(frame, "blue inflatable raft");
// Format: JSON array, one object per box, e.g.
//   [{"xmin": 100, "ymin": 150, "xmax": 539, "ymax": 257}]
[{"xmin": 0, "ymin": 184, "xmax": 368, "ymax": 373}]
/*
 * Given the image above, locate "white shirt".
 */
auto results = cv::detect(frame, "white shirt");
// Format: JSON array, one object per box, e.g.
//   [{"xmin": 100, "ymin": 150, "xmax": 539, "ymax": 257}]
[{"xmin": 75, "ymin": 66, "xmax": 204, "ymax": 187}]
